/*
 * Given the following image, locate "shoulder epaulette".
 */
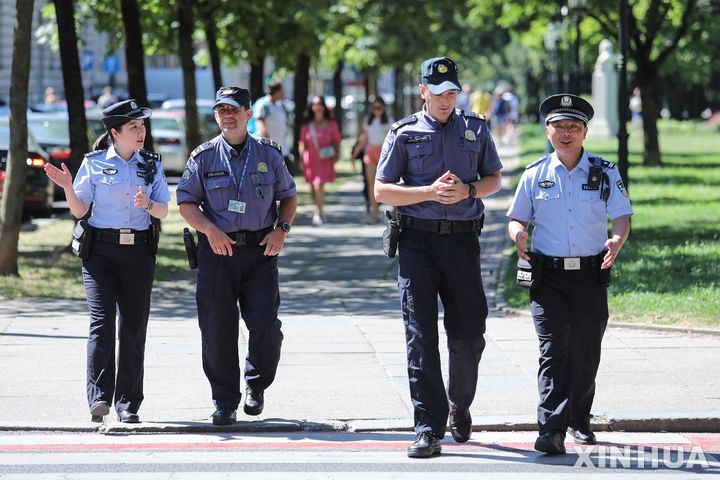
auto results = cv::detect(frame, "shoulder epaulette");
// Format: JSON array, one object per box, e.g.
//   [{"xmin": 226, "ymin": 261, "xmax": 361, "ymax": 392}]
[
  {"xmin": 460, "ymin": 110, "xmax": 486, "ymax": 121},
  {"xmin": 526, "ymin": 154, "xmax": 550, "ymax": 170},
  {"xmin": 255, "ymin": 136, "xmax": 282, "ymax": 153},
  {"xmin": 84, "ymin": 149, "xmax": 107, "ymax": 159},
  {"xmin": 140, "ymin": 149, "xmax": 161, "ymax": 163},
  {"xmin": 589, "ymin": 156, "xmax": 616, "ymax": 169},
  {"xmin": 391, "ymin": 114, "xmax": 417, "ymax": 131},
  {"xmin": 190, "ymin": 141, "xmax": 214, "ymax": 159}
]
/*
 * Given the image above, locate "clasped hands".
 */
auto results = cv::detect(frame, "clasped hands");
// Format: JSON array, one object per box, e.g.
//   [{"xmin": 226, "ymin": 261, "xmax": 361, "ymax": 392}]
[{"xmin": 430, "ymin": 170, "xmax": 469, "ymax": 205}]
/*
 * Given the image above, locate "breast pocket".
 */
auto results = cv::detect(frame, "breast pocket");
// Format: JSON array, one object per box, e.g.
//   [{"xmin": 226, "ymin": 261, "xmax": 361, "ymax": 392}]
[
  {"xmin": 579, "ymin": 190, "xmax": 607, "ymax": 219},
  {"xmin": 534, "ymin": 188, "xmax": 561, "ymax": 219},
  {"xmin": 205, "ymin": 176, "xmax": 232, "ymax": 210},
  {"xmin": 406, "ymin": 142, "xmax": 433, "ymax": 174},
  {"xmin": 254, "ymin": 171, "xmax": 276, "ymax": 199},
  {"xmin": 461, "ymin": 140, "xmax": 481, "ymax": 175}
]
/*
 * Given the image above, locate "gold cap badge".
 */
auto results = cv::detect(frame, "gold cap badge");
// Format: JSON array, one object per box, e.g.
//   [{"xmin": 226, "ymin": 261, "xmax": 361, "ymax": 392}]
[{"xmin": 437, "ymin": 64, "xmax": 448, "ymax": 74}]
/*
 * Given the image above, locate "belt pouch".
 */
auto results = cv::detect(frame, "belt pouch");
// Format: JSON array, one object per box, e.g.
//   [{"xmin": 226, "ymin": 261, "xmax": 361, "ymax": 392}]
[
  {"xmin": 598, "ymin": 252, "xmax": 611, "ymax": 286},
  {"xmin": 147, "ymin": 224, "xmax": 160, "ymax": 255},
  {"xmin": 382, "ymin": 209, "xmax": 400, "ymax": 258},
  {"xmin": 516, "ymin": 254, "xmax": 543, "ymax": 290},
  {"xmin": 71, "ymin": 220, "xmax": 93, "ymax": 259}
]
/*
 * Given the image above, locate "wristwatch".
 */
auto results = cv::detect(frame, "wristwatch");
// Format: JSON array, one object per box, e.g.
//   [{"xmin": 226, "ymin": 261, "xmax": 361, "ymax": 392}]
[
  {"xmin": 277, "ymin": 221, "xmax": 292, "ymax": 233},
  {"xmin": 467, "ymin": 182, "xmax": 477, "ymax": 199}
]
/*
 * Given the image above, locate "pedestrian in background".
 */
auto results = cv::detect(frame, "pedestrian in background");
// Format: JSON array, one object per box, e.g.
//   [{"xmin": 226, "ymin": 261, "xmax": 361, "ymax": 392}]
[
  {"xmin": 97, "ymin": 86, "xmax": 119, "ymax": 110},
  {"xmin": 507, "ymin": 94, "xmax": 632, "ymax": 455},
  {"xmin": 177, "ymin": 87, "xmax": 297, "ymax": 425},
  {"xmin": 298, "ymin": 96, "xmax": 341, "ymax": 225},
  {"xmin": 375, "ymin": 56, "xmax": 502, "ymax": 458},
  {"xmin": 44, "ymin": 99, "xmax": 170, "ymax": 424},
  {"xmin": 253, "ymin": 80, "xmax": 293, "ymax": 173},
  {"xmin": 351, "ymin": 96, "xmax": 393, "ymax": 223}
]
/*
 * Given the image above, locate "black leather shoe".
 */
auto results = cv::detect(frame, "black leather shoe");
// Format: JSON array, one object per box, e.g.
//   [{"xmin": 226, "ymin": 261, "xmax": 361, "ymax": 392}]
[
  {"xmin": 568, "ymin": 426, "xmax": 597, "ymax": 445},
  {"xmin": 449, "ymin": 407, "xmax": 472, "ymax": 443},
  {"xmin": 117, "ymin": 410, "xmax": 140, "ymax": 424},
  {"xmin": 211, "ymin": 408, "xmax": 237, "ymax": 425},
  {"xmin": 243, "ymin": 388, "xmax": 264, "ymax": 416},
  {"xmin": 90, "ymin": 400, "xmax": 109, "ymax": 423},
  {"xmin": 407, "ymin": 432, "xmax": 442, "ymax": 458},
  {"xmin": 534, "ymin": 431, "xmax": 566, "ymax": 455}
]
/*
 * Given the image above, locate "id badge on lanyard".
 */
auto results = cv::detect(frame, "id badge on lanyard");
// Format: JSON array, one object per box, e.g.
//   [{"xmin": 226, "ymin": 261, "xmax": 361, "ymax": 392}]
[{"xmin": 221, "ymin": 142, "xmax": 252, "ymax": 214}]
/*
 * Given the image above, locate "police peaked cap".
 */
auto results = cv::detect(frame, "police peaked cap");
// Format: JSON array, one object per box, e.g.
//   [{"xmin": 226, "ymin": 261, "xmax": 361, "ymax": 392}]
[
  {"xmin": 214, "ymin": 86, "xmax": 251, "ymax": 109},
  {"xmin": 102, "ymin": 99, "xmax": 152, "ymax": 129},
  {"xmin": 421, "ymin": 57, "xmax": 461, "ymax": 95},
  {"xmin": 540, "ymin": 94, "xmax": 594, "ymax": 125}
]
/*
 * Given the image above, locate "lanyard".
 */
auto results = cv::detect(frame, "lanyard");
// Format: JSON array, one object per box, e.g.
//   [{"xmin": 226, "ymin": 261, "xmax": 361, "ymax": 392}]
[{"xmin": 219, "ymin": 140, "xmax": 252, "ymax": 199}]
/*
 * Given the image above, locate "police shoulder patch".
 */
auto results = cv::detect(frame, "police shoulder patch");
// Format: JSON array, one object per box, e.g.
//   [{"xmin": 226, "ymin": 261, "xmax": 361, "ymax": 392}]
[
  {"xmin": 256, "ymin": 137, "xmax": 282, "ymax": 153},
  {"xmin": 526, "ymin": 154, "xmax": 550, "ymax": 170},
  {"xmin": 140, "ymin": 149, "xmax": 161, "ymax": 163},
  {"xmin": 190, "ymin": 141, "xmax": 214, "ymax": 159},
  {"xmin": 391, "ymin": 114, "xmax": 418, "ymax": 131}
]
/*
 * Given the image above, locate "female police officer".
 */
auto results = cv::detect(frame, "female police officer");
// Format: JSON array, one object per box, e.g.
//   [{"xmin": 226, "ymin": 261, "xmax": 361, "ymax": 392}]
[{"xmin": 44, "ymin": 99, "xmax": 170, "ymax": 423}]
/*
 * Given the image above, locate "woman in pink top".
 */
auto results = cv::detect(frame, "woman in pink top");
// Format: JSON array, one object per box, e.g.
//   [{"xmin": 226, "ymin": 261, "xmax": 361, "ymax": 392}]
[{"xmin": 299, "ymin": 96, "xmax": 341, "ymax": 225}]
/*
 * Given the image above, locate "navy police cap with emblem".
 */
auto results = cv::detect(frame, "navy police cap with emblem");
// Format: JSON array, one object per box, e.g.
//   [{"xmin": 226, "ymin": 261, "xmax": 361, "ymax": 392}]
[
  {"xmin": 214, "ymin": 86, "xmax": 251, "ymax": 109},
  {"xmin": 102, "ymin": 99, "xmax": 152, "ymax": 129},
  {"xmin": 540, "ymin": 93, "xmax": 594, "ymax": 125},
  {"xmin": 421, "ymin": 57, "xmax": 461, "ymax": 95}
]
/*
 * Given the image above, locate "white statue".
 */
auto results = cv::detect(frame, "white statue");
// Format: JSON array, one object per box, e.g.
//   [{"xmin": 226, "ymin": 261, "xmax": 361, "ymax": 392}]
[{"xmin": 590, "ymin": 39, "xmax": 619, "ymax": 137}]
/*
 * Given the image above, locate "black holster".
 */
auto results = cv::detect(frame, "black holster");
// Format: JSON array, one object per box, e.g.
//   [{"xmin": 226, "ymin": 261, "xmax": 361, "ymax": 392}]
[
  {"xmin": 382, "ymin": 209, "xmax": 400, "ymax": 258},
  {"xmin": 147, "ymin": 223, "xmax": 160, "ymax": 255},
  {"xmin": 598, "ymin": 251, "xmax": 611, "ymax": 287},
  {"xmin": 516, "ymin": 253, "xmax": 543, "ymax": 290},
  {"xmin": 183, "ymin": 227, "xmax": 198, "ymax": 270},
  {"xmin": 71, "ymin": 220, "xmax": 94, "ymax": 260}
]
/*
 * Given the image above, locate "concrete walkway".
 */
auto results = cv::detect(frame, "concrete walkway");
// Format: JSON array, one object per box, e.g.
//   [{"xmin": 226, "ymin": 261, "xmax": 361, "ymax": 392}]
[{"xmin": 0, "ymin": 142, "xmax": 718, "ymax": 434}]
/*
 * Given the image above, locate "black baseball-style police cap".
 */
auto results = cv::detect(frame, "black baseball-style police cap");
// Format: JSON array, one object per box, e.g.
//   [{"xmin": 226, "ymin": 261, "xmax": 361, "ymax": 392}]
[
  {"xmin": 540, "ymin": 94, "xmax": 594, "ymax": 125},
  {"xmin": 421, "ymin": 57, "xmax": 461, "ymax": 95},
  {"xmin": 214, "ymin": 86, "xmax": 251, "ymax": 109},
  {"xmin": 102, "ymin": 99, "xmax": 151, "ymax": 129}
]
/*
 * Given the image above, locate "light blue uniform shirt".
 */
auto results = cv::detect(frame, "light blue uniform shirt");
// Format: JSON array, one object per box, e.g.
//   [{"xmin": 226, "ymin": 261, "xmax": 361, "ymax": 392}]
[
  {"xmin": 73, "ymin": 145, "xmax": 171, "ymax": 230},
  {"xmin": 506, "ymin": 150, "xmax": 633, "ymax": 257}
]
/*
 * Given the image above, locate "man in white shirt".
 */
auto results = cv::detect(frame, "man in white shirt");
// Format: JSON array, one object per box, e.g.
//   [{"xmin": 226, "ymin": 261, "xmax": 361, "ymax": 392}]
[{"xmin": 253, "ymin": 81, "xmax": 292, "ymax": 172}]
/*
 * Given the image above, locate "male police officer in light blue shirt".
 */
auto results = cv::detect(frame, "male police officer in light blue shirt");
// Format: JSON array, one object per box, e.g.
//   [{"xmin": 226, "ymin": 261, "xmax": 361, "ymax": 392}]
[
  {"xmin": 177, "ymin": 87, "xmax": 297, "ymax": 426},
  {"xmin": 376, "ymin": 56, "xmax": 502, "ymax": 458},
  {"xmin": 507, "ymin": 94, "xmax": 632, "ymax": 455}
]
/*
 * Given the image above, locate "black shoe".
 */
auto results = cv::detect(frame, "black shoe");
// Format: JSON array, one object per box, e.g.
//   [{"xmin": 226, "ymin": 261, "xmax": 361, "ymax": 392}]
[
  {"xmin": 243, "ymin": 388, "xmax": 264, "ymax": 416},
  {"xmin": 117, "ymin": 410, "xmax": 140, "ymax": 424},
  {"xmin": 211, "ymin": 408, "xmax": 237, "ymax": 425},
  {"xmin": 568, "ymin": 426, "xmax": 597, "ymax": 445},
  {"xmin": 449, "ymin": 407, "xmax": 472, "ymax": 443},
  {"xmin": 534, "ymin": 431, "xmax": 566, "ymax": 455},
  {"xmin": 90, "ymin": 400, "xmax": 110, "ymax": 423},
  {"xmin": 407, "ymin": 432, "xmax": 442, "ymax": 458}
]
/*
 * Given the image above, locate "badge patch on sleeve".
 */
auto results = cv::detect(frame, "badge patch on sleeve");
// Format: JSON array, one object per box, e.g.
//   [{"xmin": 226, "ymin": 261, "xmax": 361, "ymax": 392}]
[
  {"xmin": 538, "ymin": 180, "xmax": 555, "ymax": 189},
  {"xmin": 616, "ymin": 179, "xmax": 629, "ymax": 197},
  {"xmin": 181, "ymin": 167, "xmax": 194, "ymax": 181}
]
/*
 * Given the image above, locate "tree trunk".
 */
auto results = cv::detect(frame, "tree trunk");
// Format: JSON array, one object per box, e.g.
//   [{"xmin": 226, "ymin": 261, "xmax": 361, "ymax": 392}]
[
  {"xmin": 203, "ymin": 15, "xmax": 223, "ymax": 92},
  {"xmin": 0, "ymin": 0, "xmax": 34, "ymax": 276},
  {"xmin": 638, "ymin": 80, "xmax": 662, "ymax": 166},
  {"xmin": 120, "ymin": 0, "xmax": 153, "ymax": 150},
  {"xmin": 54, "ymin": 0, "xmax": 88, "ymax": 176},
  {"xmin": 333, "ymin": 61, "xmax": 343, "ymax": 136},
  {"xmin": 177, "ymin": 0, "xmax": 200, "ymax": 157},
  {"xmin": 292, "ymin": 53, "xmax": 310, "ymax": 167},
  {"xmin": 249, "ymin": 57, "xmax": 265, "ymax": 103},
  {"xmin": 393, "ymin": 66, "xmax": 404, "ymax": 120}
]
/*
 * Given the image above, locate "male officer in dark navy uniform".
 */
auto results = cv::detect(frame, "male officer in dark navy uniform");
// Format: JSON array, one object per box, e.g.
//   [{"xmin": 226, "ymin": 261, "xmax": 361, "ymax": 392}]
[
  {"xmin": 177, "ymin": 87, "xmax": 297, "ymax": 425},
  {"xmin": 507, "ymin": 94, "xmax": 632, "ymax": 454},
  {"xmin": 375, "ymin": 56, "xmax": 503, "ymax": 458}
]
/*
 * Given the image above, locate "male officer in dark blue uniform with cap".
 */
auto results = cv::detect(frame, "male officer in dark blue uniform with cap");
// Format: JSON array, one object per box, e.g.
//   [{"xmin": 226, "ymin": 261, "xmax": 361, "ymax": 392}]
[
  {"xmin": 507, "ymin": 94, "xmax": 632, "ymax": 454},
  {"xmin": 376, "ymin": 56, "xmax": 503, "ymax": 458},
  {"xmin": 177, "ymin": 87, "xmax": 297, "ymax": 425}
]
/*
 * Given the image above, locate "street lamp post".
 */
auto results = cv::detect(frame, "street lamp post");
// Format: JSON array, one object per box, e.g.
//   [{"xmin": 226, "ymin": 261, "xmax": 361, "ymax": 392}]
[{"xmin": 568, "ymin": 0, "xmax": 587, "ymax": 94}]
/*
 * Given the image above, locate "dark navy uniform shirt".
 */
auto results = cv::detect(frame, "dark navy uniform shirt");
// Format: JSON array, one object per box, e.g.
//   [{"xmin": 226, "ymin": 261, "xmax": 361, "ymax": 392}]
[
  {"xmin": 376, "ymin": 108, "xmax": 502, "ymax": 221},
  {"xmin": 176, "ymin": 134, "xmax": 296, "ymax": 232},
  {"xmin": 73, "ymin": 145, "xmax": 170, "ymax": 230}
]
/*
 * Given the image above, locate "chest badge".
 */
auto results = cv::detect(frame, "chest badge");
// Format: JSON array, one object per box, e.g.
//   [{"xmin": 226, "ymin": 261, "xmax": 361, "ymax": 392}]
[
  {"xmin": 257, "ymin": 162, "xmax": 268, "ymax": 173},
  {"xmin": 538, "ymin": 180, "xmax": 555, "ymax": 189},
  {"xmin": 464, "ymin": 130, "xmax": 476, "ymax": 142},
  {"xmin": 102, "ymin": 168, "xmax": 118, "ymax": 175}
]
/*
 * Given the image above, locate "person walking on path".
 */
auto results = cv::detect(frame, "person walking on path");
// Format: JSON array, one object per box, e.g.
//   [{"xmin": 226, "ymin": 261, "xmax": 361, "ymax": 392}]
[
  {"xmin": 375, "ymin": 56, "xmax": 502, "ymax": 458},
  {"xmin": 298, "ymin": 96, "xmax": 341, "ymax": 225},
  {"xmin": 177, "ymin": 87, "xmax": 297, "ymax": 426},
  {"xmin": 253, "ymin": 80, "xmax": 293, "ymax": 174},
  {"xmin": 351, "ymin": 96, "xmax": 393, "ymax": 223},
  {"xmin": 44, "ymin": 99, "xmax": 170, "ymax": 424},
  {"xmin": 506, "ymin": 94, "xmax": 632, "ymax": 455}
]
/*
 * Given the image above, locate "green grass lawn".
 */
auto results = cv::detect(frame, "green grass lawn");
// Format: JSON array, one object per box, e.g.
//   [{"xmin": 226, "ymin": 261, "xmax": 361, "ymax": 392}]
[
  {"xmin": 0, "ymin": 140, "xmax": 362, "ymax": 299},
  {"xmin": 503, "ymin": 121, "xmax": 720, "ymax": 329}
]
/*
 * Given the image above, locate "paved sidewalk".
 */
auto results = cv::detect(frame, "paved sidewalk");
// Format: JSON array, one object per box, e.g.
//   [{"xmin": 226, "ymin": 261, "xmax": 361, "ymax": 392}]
[{"xmin": 0, "ymin": 143, "xmax": 718, "ymax": 434}]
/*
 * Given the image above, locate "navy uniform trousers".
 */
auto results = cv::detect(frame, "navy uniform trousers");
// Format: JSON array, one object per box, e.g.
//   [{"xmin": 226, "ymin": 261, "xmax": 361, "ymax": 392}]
[
  {"xmin": 82, "ymin": 240, "xmax": 155, "ymax": 414},
  {"xmin": 530, "ymin": 267, "xmax": 608, "ymax": 435},
  {"xmin": 196, "ymin": 237, "xmax": 284, "ymax": 411},
  {"xmin": 398, "ymin": 229, "xmax": 488, "ymax": 438}
]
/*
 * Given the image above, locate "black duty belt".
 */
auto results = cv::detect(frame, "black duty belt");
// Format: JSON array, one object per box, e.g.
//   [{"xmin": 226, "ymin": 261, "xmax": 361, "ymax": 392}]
[
  {"xmin": 199, "ymin": 226, "xmax": 273, "ymax": 247},
  {"xmin": 94, "ymin": 228, "xmax": 150, "ymax": 245},
  {"xmin": 400, "ymin": 216, "xmax": 482, "ymax": 235},
  {"xmin": 536, "ymin": 253, "xmax": 603, "ymax": 271}
]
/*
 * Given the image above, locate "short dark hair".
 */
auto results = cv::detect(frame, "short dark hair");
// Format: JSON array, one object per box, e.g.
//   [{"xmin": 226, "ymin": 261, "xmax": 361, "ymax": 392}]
[{"xmin": 267, "ymin": 80, "xmax": 283, "ymax": 96}]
